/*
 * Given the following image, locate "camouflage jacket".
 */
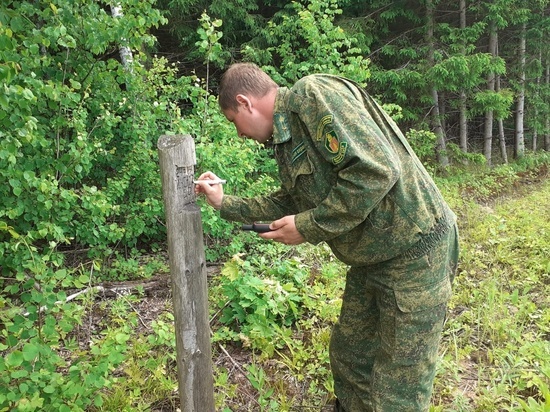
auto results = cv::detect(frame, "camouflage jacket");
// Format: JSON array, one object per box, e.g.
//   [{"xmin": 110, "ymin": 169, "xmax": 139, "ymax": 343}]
[{"xmin": 221, "ymin": 74, "xmax": 456, "ymax": 265}]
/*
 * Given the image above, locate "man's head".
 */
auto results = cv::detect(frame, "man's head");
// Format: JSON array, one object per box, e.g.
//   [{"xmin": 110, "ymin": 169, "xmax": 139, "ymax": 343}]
[
  {"xmin": 218, "ymin": 63, "xmax": 278, "ymax": 111},
  {"xmin": 218, "ymin": 63, "xmax": 278, "ymax": 143}
]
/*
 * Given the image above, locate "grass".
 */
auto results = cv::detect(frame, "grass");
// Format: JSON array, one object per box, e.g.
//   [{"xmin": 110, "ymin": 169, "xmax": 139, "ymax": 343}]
[{"xmin": 432, "ymin": 173, "xmax": 550, "ymax": 412}]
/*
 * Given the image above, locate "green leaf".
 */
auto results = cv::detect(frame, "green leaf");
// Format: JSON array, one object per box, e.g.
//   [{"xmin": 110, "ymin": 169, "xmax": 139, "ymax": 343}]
[
  {"xmin": 6, "ymin": 350, "xmax": 24, "ymax": 367},
  {"xmin": 42, "ymin": 385, "xmax": 55, "ymax": 394},
  {"xmin": 22, "ymin": 343, "xmax": 39, "ymax": 361},
  {"xmin": 21, "ymin": 88, "xmax": 35, "ymax": 101},
  {"xmin": 11, "ymin": 369, "xmax": 29, "ymax": 379},
  {"xmin": 94, "ymin": 394, "xmax": 104, "ymax": 407},
  {"xmin": 0, "ymin": 65, "xmax": 15, "ymax": 85},
  {"xmin": 115, "ymin": 333, "xmax": 130, "ymax": 344},
  {"xmin": 69, "ymin": 79, "xmax": 81, "ymax": 90}
]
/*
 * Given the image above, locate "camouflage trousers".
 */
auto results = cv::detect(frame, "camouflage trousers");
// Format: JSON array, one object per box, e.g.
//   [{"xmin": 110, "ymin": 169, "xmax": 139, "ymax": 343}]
[{"xmin": 330, "ymin": 224, "xmax": 459, "ymax": 412}]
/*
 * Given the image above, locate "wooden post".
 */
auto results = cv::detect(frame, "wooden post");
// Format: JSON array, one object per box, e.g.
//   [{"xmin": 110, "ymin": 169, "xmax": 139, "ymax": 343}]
[{"xmin": 157, "ymin": 134, "xmax": 215, "ymax": 412}]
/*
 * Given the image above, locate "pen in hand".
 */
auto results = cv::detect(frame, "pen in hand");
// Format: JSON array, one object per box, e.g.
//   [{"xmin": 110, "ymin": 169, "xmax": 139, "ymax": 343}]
[{"xmin": 193, "ymin": 179, "xmax": 227, "ymax": 185}]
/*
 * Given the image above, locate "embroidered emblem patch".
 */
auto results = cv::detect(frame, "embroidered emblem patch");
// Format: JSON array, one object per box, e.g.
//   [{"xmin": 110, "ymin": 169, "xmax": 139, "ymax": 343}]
[
  {"xmin": 292, "ymin": 142, "xmax": 306, "ymax": 163},
  {"xmin": 325, "ymin": 130, "xmax": 340, "ymax": 154},
  {"xmin": 316, "ymin": 114, "xmax": 347, "ymax": 164},
  {"xmin": 273, "ymin": 113, "xmax": 291, "ymax": 143},
  {"xmin": 315, "ymin": 115, "xmax": 333, "ymax": 141}
]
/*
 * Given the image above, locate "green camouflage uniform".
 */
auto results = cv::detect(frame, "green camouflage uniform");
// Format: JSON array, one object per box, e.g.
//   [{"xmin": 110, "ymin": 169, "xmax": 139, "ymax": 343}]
[{"xmin": 220, "ymin": 74, "xmax": 459, "ymax": 411}]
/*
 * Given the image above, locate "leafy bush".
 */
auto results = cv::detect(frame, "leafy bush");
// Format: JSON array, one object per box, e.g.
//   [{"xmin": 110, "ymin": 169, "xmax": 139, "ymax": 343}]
[
  {"xmin": 0, "ymin": 223, "xmax": 130, "ymax": 411},
  {"xmin": 1, "ymin": 1, "xmax": 267, "ymax": 271},
  {"xmin": 405, "ymin": 129, "xmax": 438, "ymax": 164},
  {"xmin": 0, "ymin": 2, "xmax": 181, "ymax": 410},
  {"xmin": 212, "ymin": 253, "xmax": 309, "ymax": 355},
  {"xmin": 0, "ymin": 0, "xmax": 172, "ymax": 269},
  {"xmin": 242, "ymin": 0, "xmax": 370, "ymax": 86}
]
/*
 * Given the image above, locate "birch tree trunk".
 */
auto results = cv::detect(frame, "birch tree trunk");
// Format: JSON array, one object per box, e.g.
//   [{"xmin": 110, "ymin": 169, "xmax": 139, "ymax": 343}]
[
  {"xmin": 484, "ymin": 20, "xmax": 498, "ymax": 166},
  {"xmin": 546, "ymin": 61, "xmax": 550, "ymax": 151},
  {"xmin": 459, "ymin": 0, "xmax": 468, "ymax": 154},
  {"xmin": 426, "ymin": 0, "xmax": 449, "ymax": 167},
  {"xmin": 532, "ymin": 47, "xmax": 543, "ymax": 152},
  {"xmin": 515, "ymin": 22, "xmax": 526, "ymax": 159},
  {"xmin": 496, "ymin": 74, "xmax": 508, "ymax": 163},
  {"xmin": 110, "ymin": 2, "xmax": 134, "ymax": 71}
]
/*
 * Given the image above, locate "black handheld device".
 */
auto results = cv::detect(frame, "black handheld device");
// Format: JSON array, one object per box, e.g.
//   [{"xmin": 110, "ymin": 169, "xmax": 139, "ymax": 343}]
[{"xmin": 241, "ymin": 223, "xmax": 273, "ymax": 233}]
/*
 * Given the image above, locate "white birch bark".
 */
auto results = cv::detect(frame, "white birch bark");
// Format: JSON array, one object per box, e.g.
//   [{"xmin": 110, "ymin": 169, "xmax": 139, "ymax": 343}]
[
  {"xmin": 484, "ymin": 20, "xmax": 497, "ymax": 166},
  {"xmin": 426, "ymin": 0, "xmax": 449, "ymax": 167},
  {"xmin": 515, "ymin": 22, "xmax": 526, "ymax": 158},
  {"xmin": 459, "ymin": 0, "xmax": 468, "ymax": 154},
  {"xmin": 110, "ymin": 2, "xmax": 134, "ymax": 71}
]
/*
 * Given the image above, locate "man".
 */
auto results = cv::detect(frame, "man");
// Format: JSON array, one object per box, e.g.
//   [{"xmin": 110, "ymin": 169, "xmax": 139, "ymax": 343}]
[{"xmin": 195, "ymin": 62, "xmax": 459, "ymax": 411}]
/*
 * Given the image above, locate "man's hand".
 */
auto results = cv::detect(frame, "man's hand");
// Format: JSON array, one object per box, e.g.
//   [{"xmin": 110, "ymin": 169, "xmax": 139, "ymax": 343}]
[
  {"xmin": 259, "ymin": 215, "xmax": 306, "ymax": 245},
  {"xmin": 194, "ymin": 171, "xmax": 224, "ymax": 209}
]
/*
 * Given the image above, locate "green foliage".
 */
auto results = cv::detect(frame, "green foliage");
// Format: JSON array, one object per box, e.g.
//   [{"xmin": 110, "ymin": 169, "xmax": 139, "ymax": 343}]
[
  {"xmin": 213, "ymin": 253, "xmax": 308, "ymax": 355},
  {"xmin": 446, "ymin": 143, "xmax": 488, "ymax": 166},
  {"xmin": 209, "ymin": 242, "xmax": 345, "ymax": 409},
  {"xmin": 471, "ymin": 88, "xmax": 515, "ymax": 119},
  {"xmin": 195, "ymin": 12, "xmax": 228, "ymax": 68},
  {"xmin": 246, "ymin": 363, "xmax": 278, "ymax": 411},
  {"xmin": 156, "ymin": 0, "xmax": 269, "ymax": 63},
  {"xmin": 0, "ymin": 0, "xmax": 177, "ymax": 270},
  {"xmin": 439, "ymin": 152, "xmax": 549, "ymax": 204},
  {"xmin": 0, "ymin": 1, "xmax": 192, "ymax": 410},
  {"xmin": 406, "ymin": 129, "xmax": 438, "ymax": 164},
  {"xmin": 0, "ymin": 224, "xmax": 130, "ymax": 411},
  {"xmin": 369, "ymin": 66, "xmax": 426, "ymax": 122},
  {"xmin": 1, "ymin": 0, "xmax": 265, "ymax": 273},
  {"xmin": 429, "ymin": 53, "xmax": 504, "ymax": 93},
  {"xmin": 97, "ymin": 311, "xmax": 179, "ymax": 411},
  {"xmin": 242, "ymin": 0, "xmax": 370, "ymax": 86}
]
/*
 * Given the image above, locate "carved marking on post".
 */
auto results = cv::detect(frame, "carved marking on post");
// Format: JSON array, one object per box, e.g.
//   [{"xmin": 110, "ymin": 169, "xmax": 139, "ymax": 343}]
[{"xmin": 176, "ymin": 165, "xmax": 195, "ymax": 205}]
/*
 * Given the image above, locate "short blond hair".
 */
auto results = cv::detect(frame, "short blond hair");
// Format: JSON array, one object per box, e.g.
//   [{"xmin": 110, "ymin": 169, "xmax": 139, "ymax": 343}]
[{"xmin": 218, "ymin": 63, "xmax": 278, "ymax": 111}]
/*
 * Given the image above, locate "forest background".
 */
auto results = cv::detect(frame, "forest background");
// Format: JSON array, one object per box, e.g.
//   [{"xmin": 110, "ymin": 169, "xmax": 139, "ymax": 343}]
[{"xmin": 1, "ymin": 0, "xmax": 549, "ymax": 411}]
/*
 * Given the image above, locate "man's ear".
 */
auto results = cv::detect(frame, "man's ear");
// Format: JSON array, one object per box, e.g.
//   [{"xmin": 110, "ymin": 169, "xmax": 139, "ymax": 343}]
[{"xmin": 235, "ymin": 94, "xmax": 252, "ymax": 112}]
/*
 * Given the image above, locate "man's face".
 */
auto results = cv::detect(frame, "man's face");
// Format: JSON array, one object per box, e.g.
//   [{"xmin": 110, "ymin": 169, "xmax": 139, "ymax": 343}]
[{"xmin": 223, "ymin": 96, "xmax": 273, "ymax": 144}]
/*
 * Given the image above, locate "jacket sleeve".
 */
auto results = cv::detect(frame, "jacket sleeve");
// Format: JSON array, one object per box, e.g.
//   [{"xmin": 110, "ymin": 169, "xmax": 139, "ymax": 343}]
[
  {"xmin": 293, "ymin": 78, "xmax": 402, "ymax": 244},
  {"xmin": 220, "ymin": 189, "xmax": 298, "ymax": 223}
]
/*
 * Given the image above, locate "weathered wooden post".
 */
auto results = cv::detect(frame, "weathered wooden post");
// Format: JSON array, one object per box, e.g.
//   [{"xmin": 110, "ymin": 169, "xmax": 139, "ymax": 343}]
[{"xmin": 157, "ymin": 134, "xmax": 215, "ymax": 412}]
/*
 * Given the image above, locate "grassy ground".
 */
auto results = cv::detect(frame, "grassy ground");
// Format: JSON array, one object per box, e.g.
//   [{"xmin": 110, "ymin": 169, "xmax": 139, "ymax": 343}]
[
  {"xmin": 433, "ymin": 172, "xmax": 550, "ymax": 411},
  {"xmin": 85, "ymin": 164, "xmax": 550, "ymax": 411}
]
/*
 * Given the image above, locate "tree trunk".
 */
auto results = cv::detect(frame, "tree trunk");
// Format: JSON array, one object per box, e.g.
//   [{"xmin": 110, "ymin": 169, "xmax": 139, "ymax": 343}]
[
  {"xmin": 546, "ymin": 61, "xmax": 550, "ymax": 151},
  {"xmin": 496, "ymin": 66, "xmax": 508, "ymax": 163},
  {"xmin": 431, "ymin": 89, "xmax": 448, "ymax": 167},
  {"xmin": 426, "ymin": 0, "xmax": 449, "ymax": 167},
  {"xmin": 484, "ymin": 20, "xmax": 498, "ymax": 166},
  {"xmin": 459, "ymin": 0, "xmax": 468, "ymax": 154},
  {"xmin": 110, "ymin": 2, "xmax": 134, "ymax": 71},
  {"xmin": 515, "ymin": 22, "xmax": 526, "ymax": 159},
  {"xmin": 498, "ymin": 119, "xmax": 508, "ymax": 164},
  {"xmin": 533, "ymin": 48, "xmax": 542, "ymax": 152}
]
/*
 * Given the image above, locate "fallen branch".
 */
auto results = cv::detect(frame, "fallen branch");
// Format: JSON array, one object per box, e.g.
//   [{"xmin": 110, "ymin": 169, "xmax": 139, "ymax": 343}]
[
  {"xmin": 23, "ymin": 286, "xmax": 105, "ymax": 316},
  {"xmin": 21, "ymin": 275, "xmax": 172, "ymax": 317}
]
